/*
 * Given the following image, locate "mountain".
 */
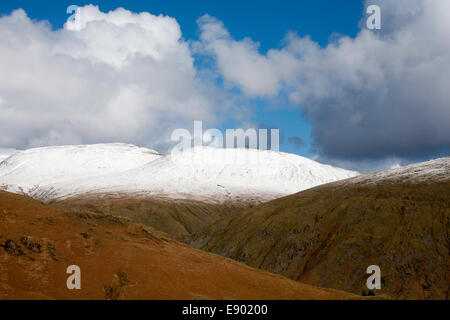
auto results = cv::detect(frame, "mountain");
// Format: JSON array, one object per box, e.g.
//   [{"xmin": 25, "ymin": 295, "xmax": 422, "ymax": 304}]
[
  {"xmin": 0, "ymin": 143, "xmax": 357, "ymax": 241},
  {"xmin": 191, "ymin": 157, "xmax": 450, "ymax": 299},
  {"xmin": 0, "ymin": 143, "xmax": 160, "ymax": 197},
  {"xmin": 0, "ymin": 143, "xmax": 358, "ymax": 204},
  {"xmin": 0, "ymin": 190, "xmax": 360, "ymax": 300},
  {"xmin": 0, "ymin": 148, "xmax": 17, "ymax": 163}
]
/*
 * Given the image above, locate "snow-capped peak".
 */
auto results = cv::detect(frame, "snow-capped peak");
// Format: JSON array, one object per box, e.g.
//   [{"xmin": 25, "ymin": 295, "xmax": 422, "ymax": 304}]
[
  {"xmin": 0, "ymin": 143, "xmax": 160, "ymax": 189},
  {"xmin": 342, "ymin": 157, "xmax": 450, "ymax": 185},
  {"xmin": 0, "ymin": 143, "xmax": 358, "ymax": 203}
]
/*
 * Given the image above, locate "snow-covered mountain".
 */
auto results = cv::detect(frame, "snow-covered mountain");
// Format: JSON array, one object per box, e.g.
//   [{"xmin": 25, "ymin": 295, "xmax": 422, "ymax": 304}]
[
  {"xmin": 338, "ymin": 156, "xmax": 450, "ymax": 186},
  {"xmin": 0, "ymin": 143, "xmax": 358, "ymax": 203},
  {"xmin": 0, "ymin": 148, "xmax": 18, "ymax": 162}
]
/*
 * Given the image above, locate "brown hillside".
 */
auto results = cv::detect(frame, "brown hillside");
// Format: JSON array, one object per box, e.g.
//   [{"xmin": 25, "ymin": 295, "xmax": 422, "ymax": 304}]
[
  {"xmin": 52, "ymin": 196, "xmax": 245, "ymax": 242},
  {"xmin": 0, "ymin": 190, "xmax": 358, "ymax": 300},
  {"xmin": 192, "ymin": 176, "xmax": 450, "ymax": 299}
]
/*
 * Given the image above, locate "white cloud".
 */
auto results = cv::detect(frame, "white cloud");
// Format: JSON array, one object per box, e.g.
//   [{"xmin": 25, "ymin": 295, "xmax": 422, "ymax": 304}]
[
  {"xmin": 63, "ymin": 5, "xmax": 193, "ymax": 70},
  {"xmin": 197, "ymin": 15, "xmax": 303, "ymax": 97},
  {"xmin": 0, "ymin": 6, "xmax": 221, "ymax": 150},
  {"xmin": 197, "ymin": 0, "xmax": 450, "ymax": 166}
]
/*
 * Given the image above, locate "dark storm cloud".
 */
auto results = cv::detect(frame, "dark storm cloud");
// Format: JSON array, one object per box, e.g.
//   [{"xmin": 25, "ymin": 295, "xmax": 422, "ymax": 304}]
[
  {"xmin": 288, "ymin": 0, "xmax": 450, "ymax": 162},
  {"xmin": 288, "ymin": 136, "xmax": 305, "ymax": 150}
]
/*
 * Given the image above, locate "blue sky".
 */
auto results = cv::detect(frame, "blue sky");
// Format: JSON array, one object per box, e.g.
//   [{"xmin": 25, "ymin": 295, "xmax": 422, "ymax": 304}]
[
  {"xmin": 0, "ymin": 1, "xmax": 363, "ymax": 47},
  {"xmin": 0, "ymin": 0, "xmax": 364, "ymax": 157},
  {"xmin": 0, "ymin": 1, "xmax": 449, "ymax": 172}
]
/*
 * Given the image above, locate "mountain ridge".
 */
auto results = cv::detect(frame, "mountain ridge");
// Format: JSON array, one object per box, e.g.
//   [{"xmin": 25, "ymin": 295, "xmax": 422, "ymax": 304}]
[{"xmin": 0, "ymin": 143, "xmax": 358, "ymax": 204}]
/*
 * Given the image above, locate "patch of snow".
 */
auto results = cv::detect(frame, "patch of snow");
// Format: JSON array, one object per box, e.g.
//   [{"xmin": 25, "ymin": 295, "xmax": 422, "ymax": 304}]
[{"xmin": 340, "ymin": 157, "xmax": 450, "ymax": 186}]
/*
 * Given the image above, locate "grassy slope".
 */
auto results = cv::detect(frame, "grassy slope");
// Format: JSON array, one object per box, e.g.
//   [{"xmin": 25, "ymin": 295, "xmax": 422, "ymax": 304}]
[
  {"xmin": 0, "ymin": 191, "xmax": 359, "ymax": 300},
  {"xmin": 52, "ymin": 197, "xmax": 246, "ymax": 242},
  {"xmin": 192, "ymin": 180, "xmax": 450, "ymax": 299}
]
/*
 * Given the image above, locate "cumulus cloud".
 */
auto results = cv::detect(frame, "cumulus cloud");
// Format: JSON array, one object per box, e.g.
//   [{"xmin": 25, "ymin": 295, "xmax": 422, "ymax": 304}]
[
  {"xmin": 198, "ymin": 0, "xmax": 450, "ymax": 166},
  {"xmin": 0, "ymin": 5, "xmax": 223, "ymax": 151},
  {"xmin": 197, "ymin": 15, "xmax": 302, "ymax": 97}
]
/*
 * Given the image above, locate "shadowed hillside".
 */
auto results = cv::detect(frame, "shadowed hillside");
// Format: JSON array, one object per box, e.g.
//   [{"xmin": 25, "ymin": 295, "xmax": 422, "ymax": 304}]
[
  {"xmin": 0, "ymin": 190, "xmax": 359, "ymax": 300},
  {"xmin": 192, "ymin": 158, "xmax": 450, "ymax": 299}
]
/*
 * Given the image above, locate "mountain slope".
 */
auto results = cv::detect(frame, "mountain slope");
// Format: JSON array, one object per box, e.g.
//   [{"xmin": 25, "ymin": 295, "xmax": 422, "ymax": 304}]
[
  {"xmin": 52, "ymin": 196, "xmax": 243, "ymax": 242},
  {"xmin": 192, "ymin": 157, "xmax": 450, "ymax": 299},
  {"xmin": 0, "ymin": 144, "xmax": 358, "ymax": 204},
  {"xmin": 0, "ymin": 190, "xmax": 359, "ymax": 300},
  {"xmin": 0, "ymin": 148, "xmax": 17, "ymax": 163}
]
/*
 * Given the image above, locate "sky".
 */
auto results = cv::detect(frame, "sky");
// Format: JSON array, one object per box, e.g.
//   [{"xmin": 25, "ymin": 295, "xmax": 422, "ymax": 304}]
[{"xmin": 0, "ymin": 0, "xmax": 449, "ymax": 172}]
